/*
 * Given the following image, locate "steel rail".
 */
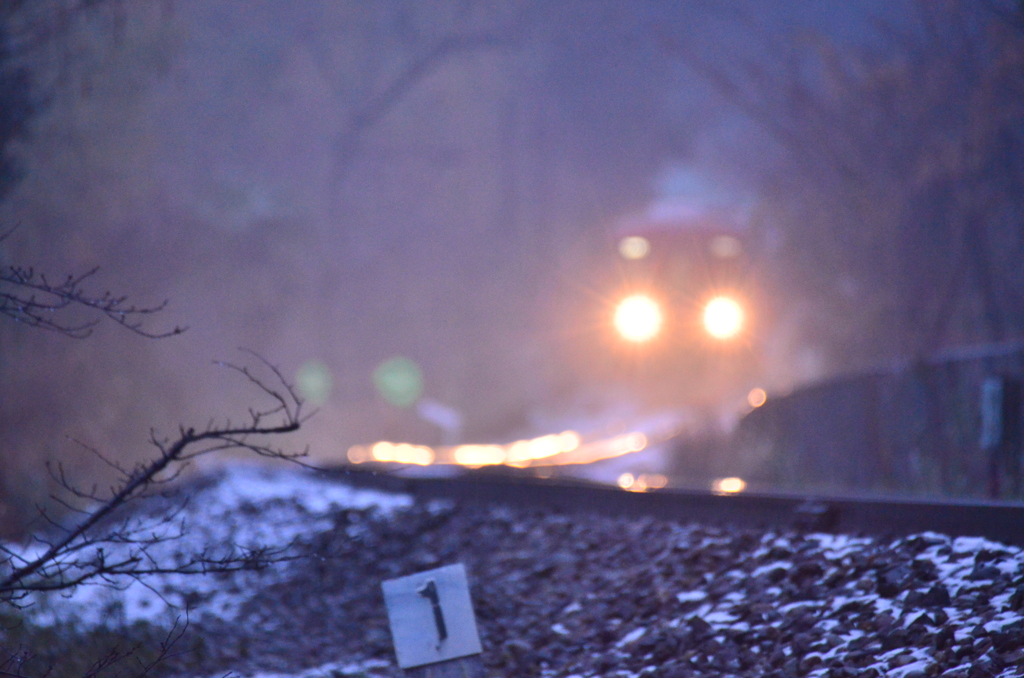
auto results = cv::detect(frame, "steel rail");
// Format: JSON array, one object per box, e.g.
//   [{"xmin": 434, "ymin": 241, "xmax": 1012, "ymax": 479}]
[{"xmin": 324, "ymin": 467, "xmax": 1024, "ymax": 547}]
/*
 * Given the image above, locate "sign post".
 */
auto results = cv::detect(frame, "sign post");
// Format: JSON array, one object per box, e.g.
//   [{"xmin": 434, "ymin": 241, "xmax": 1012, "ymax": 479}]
[
  {"xmin": 382, "ymin": 563, "xmax": 485, "ymax": 678},
  {"xmin": 981, "ymin": 376, "xmax": 1024, "ymax": 499}
]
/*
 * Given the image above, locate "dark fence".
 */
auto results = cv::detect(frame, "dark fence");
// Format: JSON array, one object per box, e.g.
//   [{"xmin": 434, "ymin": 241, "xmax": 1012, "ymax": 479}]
[{"xmin": 734, "ymin": 341, "xmax": 1024, "ymax": 500}]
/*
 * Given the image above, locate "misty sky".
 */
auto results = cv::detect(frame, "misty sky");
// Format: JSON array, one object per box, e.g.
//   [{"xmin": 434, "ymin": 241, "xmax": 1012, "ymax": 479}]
[{"xmin": 2, "ymin": 0, "xmax": 919, "ymax": 470}]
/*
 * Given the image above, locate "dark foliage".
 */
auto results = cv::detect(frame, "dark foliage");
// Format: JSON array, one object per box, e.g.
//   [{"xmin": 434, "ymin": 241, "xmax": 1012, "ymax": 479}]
[{"xmin": 0, "ymin": 7, "xmax": 33, "ymax": 202}]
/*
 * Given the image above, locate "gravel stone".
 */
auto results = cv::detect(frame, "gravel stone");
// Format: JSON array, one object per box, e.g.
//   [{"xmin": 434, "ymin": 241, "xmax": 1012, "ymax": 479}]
[{"xmin": 135, "ymin": 486, "xmax": 1024, "ymax": 678}]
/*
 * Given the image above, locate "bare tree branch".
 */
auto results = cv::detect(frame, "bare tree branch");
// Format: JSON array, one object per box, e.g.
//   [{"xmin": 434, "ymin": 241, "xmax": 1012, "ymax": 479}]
[
  {"xmin": 0, "ymin": 352, "xmax": 306, "ymax": 608},
  {"xmin": 332, "ymin": 30, "xmax": 519, "ymax": 177},
  {"xmin": 0, "ymin": 229, "xmax": 186, "ymax": 338},
  {"xmin": 326, "ymin": 2, "xmax": 539, "ymax": 183}
]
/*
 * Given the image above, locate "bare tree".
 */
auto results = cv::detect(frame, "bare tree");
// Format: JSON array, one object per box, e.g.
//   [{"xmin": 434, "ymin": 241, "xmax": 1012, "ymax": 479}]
[
  {"xmin": 667, "ymin": 1, "xmax": 1024, "ymax": 367},
  {"xmin": 0, "ymin": 351, "xmax": 307, "ymax": 610},
  {"xmin": 0, "ymin": 227, "xmax": 185, "ymax": 340},
  {"xmin": 0, "ymin": 3, "xmax": 308, "ymax": 675},
  {"xmin": 309, "ymin": 1, "xmax": 540, "ymax": 186}
]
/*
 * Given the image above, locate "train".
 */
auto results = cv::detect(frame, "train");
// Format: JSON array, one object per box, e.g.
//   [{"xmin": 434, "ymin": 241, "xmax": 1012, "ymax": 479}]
[{"xmin": 591, "ymin": 191, "xmax": 766, "ymax": 416}]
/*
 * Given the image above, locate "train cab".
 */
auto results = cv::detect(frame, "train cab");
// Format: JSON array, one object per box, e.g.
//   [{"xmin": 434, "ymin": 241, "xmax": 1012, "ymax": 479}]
[{"xmin": 599, "ymin": 196, "xmax": 761, "ymax": 411}]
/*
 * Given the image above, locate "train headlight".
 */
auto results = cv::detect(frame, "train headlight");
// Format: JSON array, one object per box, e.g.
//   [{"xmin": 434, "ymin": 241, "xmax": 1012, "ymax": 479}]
[
  {"xmin": 614, "ymin": 295, "xmax": 663, "ymax": 342},
  {"xmin": 703, "ymin": 296, "xmax": 743, "ymax": 339}
]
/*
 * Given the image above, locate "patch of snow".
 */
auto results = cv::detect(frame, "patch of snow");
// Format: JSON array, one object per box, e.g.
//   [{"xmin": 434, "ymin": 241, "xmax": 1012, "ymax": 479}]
[
  {"xmin": 883, "ymin": 657, "xmax": 930, "ymax": 678},
  {"xmin": 675, "ymin": 590, "xmax": 707, "ymax": 603},
  {"xmin": 807, "ymin": 532, "xmax": 875, "ymax": 559},
  {"xmin": 951, "ymin": 535, "xmax": 1011, "ymax": 553},
  {"xmin": 751, "ymin": 561, "xmax": 792, "ymax": 577},
  {"xmin": 703, "ymin": 610, "xmax": 738, "ymax": 625},
  {"xmin": 616, "ymin": 627, "xmax": 646, "ymax": 647},
  {"xmin": 562, "ymin": 601, "xmax": 582, "ymax": 614},
  {"xmin": 12, "ymin": 464, "xmax": 411, "ymax": 628}
]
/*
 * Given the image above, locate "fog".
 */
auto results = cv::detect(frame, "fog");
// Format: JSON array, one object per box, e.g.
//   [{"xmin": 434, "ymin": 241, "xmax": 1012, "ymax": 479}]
[{"xmin": 2, "ymin": 0, "xmax": 1022, "ymax": 528}]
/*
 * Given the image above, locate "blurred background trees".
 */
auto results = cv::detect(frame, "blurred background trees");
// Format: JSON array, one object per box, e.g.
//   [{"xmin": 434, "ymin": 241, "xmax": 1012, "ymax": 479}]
[
  {"xmin": 676, "ymin": 0, "xmax": 1024, "ymax": 371},
  {"xmin": 2, "ymin": 0, "xmax": 1023, "ymax": 530},
  {"xmin": 0, "ymin": 0, "xmax": 184, "ymax": 538},
  {"xmin": 1, "ymin": 0, "xmax": 689, "ymax": 534}
]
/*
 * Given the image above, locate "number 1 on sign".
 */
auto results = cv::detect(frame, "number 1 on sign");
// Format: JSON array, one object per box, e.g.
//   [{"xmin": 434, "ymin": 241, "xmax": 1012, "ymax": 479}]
[
  {"xmin": 418, "ymin": 579, "xmax": 448, "ymax": 646},
  {"xmin": 381, "ymin": 563, "xmax": 482, "ymax": 669}
]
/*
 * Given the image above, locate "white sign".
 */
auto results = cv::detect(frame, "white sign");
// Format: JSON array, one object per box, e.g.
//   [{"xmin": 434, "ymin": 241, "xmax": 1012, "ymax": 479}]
[
  {"xmin": 980, "ymin": 377, "xmax": 1004, "ymax": 450},
  {"xmin": 381, "ymin": 563, "xmax": 482, "ymax": 669}
]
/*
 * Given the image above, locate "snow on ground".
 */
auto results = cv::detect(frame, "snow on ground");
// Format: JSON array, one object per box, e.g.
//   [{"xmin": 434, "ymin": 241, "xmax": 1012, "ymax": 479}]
[
  {"xmin": 8, "ymin": 466, "xmax": 1024, "ymax": 678},
  {"xmin": 13, "ymin": 463, "xmax": 410, "ymax": 628},
  {"xmin": 658, "ymin": 530, "xmax": 1024, "ymax": 678}
]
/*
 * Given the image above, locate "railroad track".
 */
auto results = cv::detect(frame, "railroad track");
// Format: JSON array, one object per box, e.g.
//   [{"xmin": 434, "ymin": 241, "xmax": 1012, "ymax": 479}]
[{"xmin": 327, "ymin": 466, "xmax": 1024, "ymax": 547}]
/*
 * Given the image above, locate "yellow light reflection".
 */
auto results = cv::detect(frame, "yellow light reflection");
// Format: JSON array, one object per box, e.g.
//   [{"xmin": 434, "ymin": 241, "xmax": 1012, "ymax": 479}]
[
  {"xmin": 453, "ymin": 444, "xmax": 506, "ymax": 467},
  {"xmin": 703, "ymin": 296, "xmax": 743, "ymax": 339},
  {"xmin": 557, "ymin": 431, "xmax": 582, "ymax": 452},
  {"xmin": 348, "ymin": 428, "xmax": 650, "ymax": 470},
  {"xmin": 525, "ymin": 434, "xmax": 559, "ymax": 459},
  {"xmin": 505, "ymin": 441, "xmax": 533, "ymax": 466},
  {"xmin": 639, "ymin": 473, "xmax": 668, "ymax": 489},
  {"xmin": 625, "ymin": 432, "xmax": 647, "ymax": 452},
  {"xmin": 370, "ymin": 441, "xmax": 435, "ymax": 465},
  {"xmin": 618, "ymin": 472, "xmax": 668, "ymax": 493},
  {"xmin": 747, "ymin": 388, "xmax": 767, "ymax": 408},
  {"xmin": 711, "ymin": 477, "xmax": 746, "ymax": 494},
  {"xmin": 347, "ymin": 445, "xmax": 370, "ymax": 464},
  {"xmin": 614, "ymin": 295, "xmax": 663, "ymax": 343},
  {"xmin": 505, "ymin": 431, "xmax": 581, "ymax": 465},
  {"xmin": 618, "ymin": 236, "xmax": 651, "ymax": 260}
]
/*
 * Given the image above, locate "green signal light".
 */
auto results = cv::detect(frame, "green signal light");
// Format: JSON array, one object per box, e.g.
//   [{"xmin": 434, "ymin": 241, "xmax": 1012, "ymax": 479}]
[
  {"xmin": 296, "ymin": 360, "xmax": 333, "ymax": 406},
  {"xmin": 373, "ymin": 356, "xmax": 424, "ymax": 408}
]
